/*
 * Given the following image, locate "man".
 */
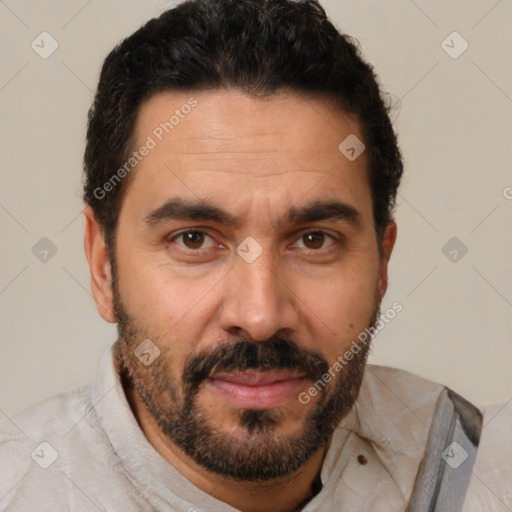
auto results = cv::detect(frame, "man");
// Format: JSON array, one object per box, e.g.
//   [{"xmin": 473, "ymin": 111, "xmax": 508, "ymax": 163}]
[{"xmin": 0, "ymin": 0, "xmax": 510, "ymax": 510}]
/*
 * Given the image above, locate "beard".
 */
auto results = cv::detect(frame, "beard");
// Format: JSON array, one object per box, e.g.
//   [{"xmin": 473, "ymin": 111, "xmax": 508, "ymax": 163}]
[{"xmin": 111, "ymin": 268, "xmax": 379, "ymax": 482}]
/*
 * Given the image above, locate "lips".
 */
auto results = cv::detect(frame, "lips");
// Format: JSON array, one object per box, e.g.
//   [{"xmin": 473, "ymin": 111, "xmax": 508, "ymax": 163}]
[{"xmin": 207, "ymin": 370, "xmax": 305, "ymax": 410}]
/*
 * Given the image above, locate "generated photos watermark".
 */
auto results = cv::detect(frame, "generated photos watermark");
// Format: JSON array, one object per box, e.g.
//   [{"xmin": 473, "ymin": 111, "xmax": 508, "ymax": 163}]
[
  {"xmin": 298, "ymin": 302, "xmax": 403, "ymax": 404},
  {"xmin": 93, "ymin": 97, "xmax": 198, "ymax": 201}
]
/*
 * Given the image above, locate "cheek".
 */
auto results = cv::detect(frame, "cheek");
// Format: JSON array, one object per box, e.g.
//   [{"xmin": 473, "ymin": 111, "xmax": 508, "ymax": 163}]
[
  {"xmin": 297, "ymin": 257, "xmax": 380, "ymax": 361},
  {"xmin": 115, "ymin": 246, "xmax": 226, "ymax": 356},
  {"xmin": 115, "ymin": 239, "xmax": 182, "ymax": 318}
]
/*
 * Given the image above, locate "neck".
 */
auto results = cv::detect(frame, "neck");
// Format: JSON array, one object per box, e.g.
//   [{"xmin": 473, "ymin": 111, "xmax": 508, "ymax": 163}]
[{"xmin": 123, "ymin": 378, "xmax": 327, "ymax": 512}]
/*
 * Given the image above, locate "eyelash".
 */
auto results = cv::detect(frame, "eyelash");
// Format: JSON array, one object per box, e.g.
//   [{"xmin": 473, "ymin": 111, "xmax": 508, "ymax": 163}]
[{"xmin": 167, "ymin": 229, "xmax": 340, "ymax": 253}]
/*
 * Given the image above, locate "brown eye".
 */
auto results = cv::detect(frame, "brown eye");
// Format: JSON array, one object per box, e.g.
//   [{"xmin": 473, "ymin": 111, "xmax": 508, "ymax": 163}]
[
  {"xmin": 302, "ymin": 233, "xmax": 325, "ymax": 249},
  {"xmin": 292, "ymin": 231, "xmax": 338, "ymax": 251},
  {"xmin": 173, "ymin": 231, "xmax": 214, "ymax": 250},
  {"xmin": 302, "ymin": 232, "xmax": 325, "ymax": 249},
  {"xmin": 183, "ymin": 232, "xmax": 204, "ymax": 249}
]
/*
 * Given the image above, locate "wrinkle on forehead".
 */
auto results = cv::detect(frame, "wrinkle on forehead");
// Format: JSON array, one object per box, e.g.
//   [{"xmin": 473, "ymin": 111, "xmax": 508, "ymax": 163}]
[
  {"xmin": 124, "ymin": 90, "xmax": 371, "ymax": 225},
  {"xmin": 133, "ymin": 89, "xmax": 362, "ymax": 155},
  {"xmin": 183, "ymin": 168, "xmax": 332, "ymax": 177}
]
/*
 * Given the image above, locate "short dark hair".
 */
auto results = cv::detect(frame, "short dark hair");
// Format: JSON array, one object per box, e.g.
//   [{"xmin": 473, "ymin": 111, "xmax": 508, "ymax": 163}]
[{"xmin": 83, "ymin": 0, "xmax": 403, "ymax": 251}]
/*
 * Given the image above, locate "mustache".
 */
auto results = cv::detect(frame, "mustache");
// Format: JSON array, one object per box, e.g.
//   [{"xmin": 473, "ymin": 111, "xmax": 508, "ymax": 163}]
[{"xmin": 183, "ymin": 337, "xmax": 329, "ymax": 390}]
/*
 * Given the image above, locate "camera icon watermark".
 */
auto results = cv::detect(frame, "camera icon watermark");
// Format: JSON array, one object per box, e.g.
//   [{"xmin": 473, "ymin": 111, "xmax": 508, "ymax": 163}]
[
  {"xmin": 338, "ymin": 134, "xmax": 365, "ymax": 161},
  {"xmin": 441, "ymin": 441, "xmax": 468, "ymax": 469},
  {"xmin": 32, "ymin": 237, "xmax": 58, "ymax": 263},
  {"xmin": 134, "ymin": 339, "xmax": 160, "ymax": 366},
  {"xmin": 31, "ymin": 441, "xmax": 59, "ymax": 469},
  {"xmin": 31, "ymin": 32, "xmax": 59, "ymax": 59},
  {"xmin": 441, "ymin": 31, "xmax": 468, "ymax": 60},
  {"xmin": 236, "ymin": 236, "xmax": 263, "ymax": 264},
  {"xmin": 442, "ymin": 237, "xmax": 468, "ymax": 263}
]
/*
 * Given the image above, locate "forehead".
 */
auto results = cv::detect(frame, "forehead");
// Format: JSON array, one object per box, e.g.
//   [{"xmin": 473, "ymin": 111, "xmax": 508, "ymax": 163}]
[{"xmin": 123, "ymin": 89, "xmax": 371, "ymax": 223}]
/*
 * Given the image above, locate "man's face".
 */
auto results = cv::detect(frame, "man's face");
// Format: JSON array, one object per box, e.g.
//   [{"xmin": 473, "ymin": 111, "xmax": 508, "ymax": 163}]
[{"xmin": 109, "ymin": 90, "xmax": 392, "ymax": 480}]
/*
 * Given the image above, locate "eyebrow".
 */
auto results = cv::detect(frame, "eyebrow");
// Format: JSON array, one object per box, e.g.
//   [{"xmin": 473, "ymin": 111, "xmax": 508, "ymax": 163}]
[{"xmin": 144, "ymin": 197, "xmax": 361, "ymax": 229}]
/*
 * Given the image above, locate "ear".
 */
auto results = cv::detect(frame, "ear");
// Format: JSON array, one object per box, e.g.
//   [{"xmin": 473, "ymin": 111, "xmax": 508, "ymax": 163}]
[
  {"xmin": 84, "ymin": 206, "xmax": 116, "ymax": 323},
  {"xmin": 377, "ymin": 221, "xmax": 397, "ymax": 301}
]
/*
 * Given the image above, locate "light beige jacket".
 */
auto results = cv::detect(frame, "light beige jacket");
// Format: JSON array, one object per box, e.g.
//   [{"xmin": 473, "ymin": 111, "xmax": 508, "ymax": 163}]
[{"xmin": 0, "ymin": 345, "xmax": 510, "ymax": 511}]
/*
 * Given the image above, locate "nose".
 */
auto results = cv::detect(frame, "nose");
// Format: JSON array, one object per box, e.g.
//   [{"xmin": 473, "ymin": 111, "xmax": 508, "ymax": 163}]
[{"xmin": 219, "ymin": 248, "xmax": 300, "ymax": 342}]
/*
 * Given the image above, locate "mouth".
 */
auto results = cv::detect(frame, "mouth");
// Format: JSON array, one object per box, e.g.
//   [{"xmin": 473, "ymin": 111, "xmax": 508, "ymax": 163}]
[{"xmin": 206, "ymin": 370, "xmax": 306, "ymax": 410}]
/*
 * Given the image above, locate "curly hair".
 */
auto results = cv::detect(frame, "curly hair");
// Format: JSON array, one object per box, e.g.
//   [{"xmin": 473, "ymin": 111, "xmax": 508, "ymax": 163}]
[{"xmin": 83, "ymin": 0, "xmax": 403, "ymax": 250}]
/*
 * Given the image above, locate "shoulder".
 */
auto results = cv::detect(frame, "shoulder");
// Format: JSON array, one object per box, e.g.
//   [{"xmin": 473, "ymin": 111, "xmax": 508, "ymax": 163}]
[
  {"xmin": 358, "ymin": 364, "xmax": 482, "ymax": 445},
  {"xmin": 0, "ymin": 385, "xmax": 96, "ymax": 511},
  {"xmin": 464, "ymin": 400, "xmax": 512, "ymax": 510},
  {"xmin": 0, "ymin": 383, "xmax": 95, "ymax": 441},
  {"xmin": 339, "ymin": 364, "xmax": 448, "ymax": 459},
  {"xmin": 362, "ymin": 364, "xmax": 447, "ymax": 406}
]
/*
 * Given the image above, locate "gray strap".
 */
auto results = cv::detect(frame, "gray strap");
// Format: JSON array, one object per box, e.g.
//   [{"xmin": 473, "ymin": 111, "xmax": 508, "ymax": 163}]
[{"xmin": 406, "ymin": 389, "xmax": 483, "ymax": 512}]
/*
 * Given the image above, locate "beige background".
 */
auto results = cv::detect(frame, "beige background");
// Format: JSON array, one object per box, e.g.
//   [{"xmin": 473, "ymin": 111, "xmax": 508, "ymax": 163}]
[{"xmin": 1, "ymin": 0, "xmax": 511, "ymax": 418}]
